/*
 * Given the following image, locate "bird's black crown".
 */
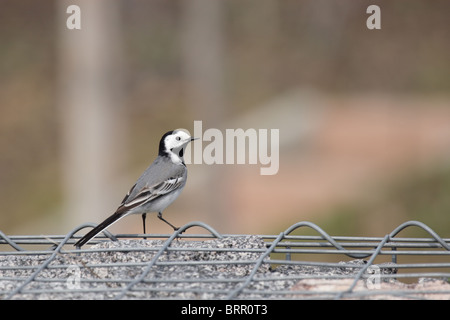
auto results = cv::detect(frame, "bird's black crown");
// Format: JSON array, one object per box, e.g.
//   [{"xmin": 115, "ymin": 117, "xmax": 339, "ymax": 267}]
[{"xmin": 158, "ymin": 130, "xmax": 174, "ymax": 156}]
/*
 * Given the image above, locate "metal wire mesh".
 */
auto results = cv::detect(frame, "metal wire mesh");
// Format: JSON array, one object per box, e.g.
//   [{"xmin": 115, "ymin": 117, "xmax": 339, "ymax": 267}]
[{"xmin": 0, "ymin": 220, "xmax": 449, "ymax": 300}]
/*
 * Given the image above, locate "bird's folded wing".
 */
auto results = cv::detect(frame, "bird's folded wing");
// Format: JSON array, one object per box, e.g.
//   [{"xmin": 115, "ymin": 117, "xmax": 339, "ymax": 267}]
[{"xmin": 118, "ymin": 176, "xmax": 185, "ymax": 212}]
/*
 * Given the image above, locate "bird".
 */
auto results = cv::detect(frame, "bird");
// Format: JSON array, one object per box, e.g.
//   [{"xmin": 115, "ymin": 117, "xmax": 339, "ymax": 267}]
[{"xmin": 74, "ymin": 129, "xmax": 197, "ymax": 248}]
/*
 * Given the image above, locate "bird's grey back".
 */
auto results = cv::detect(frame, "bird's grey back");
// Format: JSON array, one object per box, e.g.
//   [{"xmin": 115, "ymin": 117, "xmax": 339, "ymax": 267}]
[{"xmin": 126, "ymin": 156, "xmax": 187, "ymax": 202}]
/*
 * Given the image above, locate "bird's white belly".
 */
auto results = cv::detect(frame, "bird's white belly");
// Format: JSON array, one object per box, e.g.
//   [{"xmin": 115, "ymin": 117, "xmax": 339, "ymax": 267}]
[{"xmin": 128, "ymin": 187, "xmax": 184, "ymax": 215}]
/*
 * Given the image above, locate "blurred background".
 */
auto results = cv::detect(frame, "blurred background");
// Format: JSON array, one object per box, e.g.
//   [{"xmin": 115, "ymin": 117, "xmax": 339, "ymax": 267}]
[{"xmin": 1, "ymin": 0, "xmax": 450, "ymax": 239}]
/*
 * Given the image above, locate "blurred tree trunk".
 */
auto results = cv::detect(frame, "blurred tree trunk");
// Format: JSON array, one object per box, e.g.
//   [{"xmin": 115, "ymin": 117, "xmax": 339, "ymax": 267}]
[
  {"xmin": 181, "ymin": 0, "xmax": 225, "ymax": 123},
  {"xmin": 181, "ymin": 0, "xmax": 230, "ymax": 231},
  {"xmin": 57, "ymin": 0, "xmax": 126, "ymax": 229}
]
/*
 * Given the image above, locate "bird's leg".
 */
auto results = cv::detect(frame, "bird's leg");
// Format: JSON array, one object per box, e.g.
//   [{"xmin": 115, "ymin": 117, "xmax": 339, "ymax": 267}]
[
  {"xmin": 142, "ymin": 213, "xmax": 147, "ymax": 239},
  {"xmin": 157, "ymin": 212, "xmax": 179, "ymax": 231}
]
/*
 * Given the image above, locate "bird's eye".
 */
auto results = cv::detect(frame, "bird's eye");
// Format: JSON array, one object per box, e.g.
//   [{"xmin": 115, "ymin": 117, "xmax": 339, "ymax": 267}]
[{"xmin": 176, "ymin": 136, "xmax": 181, "ymax": 141}]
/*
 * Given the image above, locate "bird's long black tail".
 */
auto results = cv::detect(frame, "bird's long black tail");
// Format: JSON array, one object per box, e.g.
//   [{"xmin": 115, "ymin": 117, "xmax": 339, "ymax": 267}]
[{"xmin": 74, "ymin": 211, "xmax": 127, "ymax": 248}]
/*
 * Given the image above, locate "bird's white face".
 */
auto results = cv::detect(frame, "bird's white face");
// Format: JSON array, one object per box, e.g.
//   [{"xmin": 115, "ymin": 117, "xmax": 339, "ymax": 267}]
[
  {"xmin": 164, "ymin": 130, "xmax": 194, "ymax": 164},
  {"xmin": 165, "ymin": 130, "xmax": 192, "ymax": 150}
]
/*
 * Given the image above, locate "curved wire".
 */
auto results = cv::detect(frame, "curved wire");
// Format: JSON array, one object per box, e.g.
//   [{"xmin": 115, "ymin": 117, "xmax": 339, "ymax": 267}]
[
  {"xmin": 335, "ymin": 234, "xmax": 391, "ymax": 300},
  {"xmin": 227, "ymin": 220, "xmax": 450, "ymax": 299},
  {"xmin": 72, "ymin": 222, "xmax": 118, "ymax": 245},
  {"xmin": 227, "ymin": 231, "xmax": 285, "ymax": 299},
  {"xmin": 4, "ymin": 223, "xmax": 92, "ymax": 299},
  {"xmin": 284, "ymin": 221, "xmax": 372, "ymax": 259},
  {"xmin": 2, "ymin": 219, "xmax": 448, "ymax": 300},
  {"xmin": 115, "ymin": 221, "xmax": 222, "ymax": 300},
  {"xmin": 389, "ymin": 220, "xmax": 450, "ymax": 250},
  {"xmin": 227, "ymin": 221, "xmax": 380, "ymax": 299},
  {"xmin": 336, "ymin": 220, "xmax": 450, "ymax": 299}
]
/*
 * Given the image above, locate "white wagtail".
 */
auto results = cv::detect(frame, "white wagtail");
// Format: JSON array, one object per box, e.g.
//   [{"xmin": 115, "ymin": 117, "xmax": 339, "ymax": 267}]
[{"xmin": 74, "ymin": 129, "xmax": 197, "ymax": 248}]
